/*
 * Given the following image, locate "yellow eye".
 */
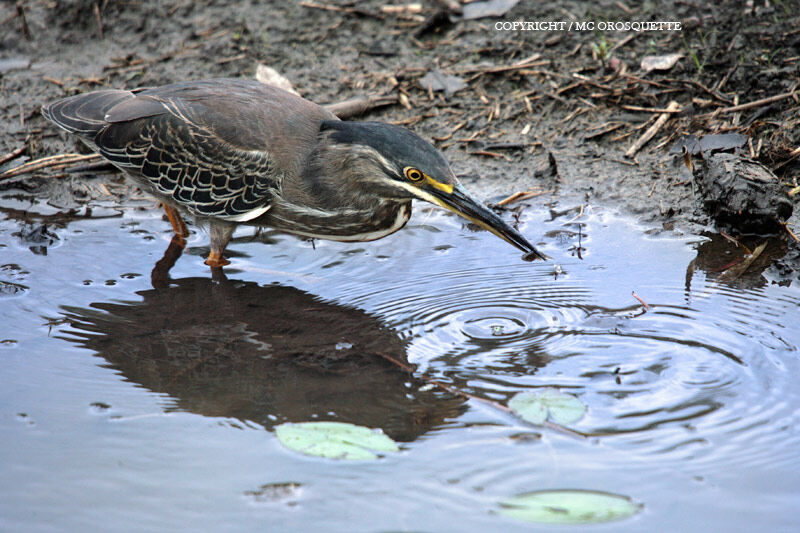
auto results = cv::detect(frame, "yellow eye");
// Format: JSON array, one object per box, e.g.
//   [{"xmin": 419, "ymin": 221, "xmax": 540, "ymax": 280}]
[{"xmin": 405, "ymin": 167, "xmax": 423, "ymax": 181}]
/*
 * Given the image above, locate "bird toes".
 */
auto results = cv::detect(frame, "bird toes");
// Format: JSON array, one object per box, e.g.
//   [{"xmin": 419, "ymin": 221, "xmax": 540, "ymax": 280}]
[{"xmin": 204, "ymin": 251, "xmax": 230, "ymax": 268}]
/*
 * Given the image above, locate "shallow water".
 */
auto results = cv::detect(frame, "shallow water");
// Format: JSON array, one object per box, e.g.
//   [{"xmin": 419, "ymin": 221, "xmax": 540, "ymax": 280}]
[{"xmin": 1, "ymin": 193, "xmax": 799, "ymax": 532}]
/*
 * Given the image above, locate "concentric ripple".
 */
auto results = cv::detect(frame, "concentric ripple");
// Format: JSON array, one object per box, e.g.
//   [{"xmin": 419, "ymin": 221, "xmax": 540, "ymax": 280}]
[{"xmin": 262, "ymin": 210, "xmax": 800, "ymax": 474}]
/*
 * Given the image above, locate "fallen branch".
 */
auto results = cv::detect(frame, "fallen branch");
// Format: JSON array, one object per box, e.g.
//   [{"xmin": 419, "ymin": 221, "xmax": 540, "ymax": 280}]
[{"xmin": 625, "ymin": 100, "xmax": 680, "ymax": 158}]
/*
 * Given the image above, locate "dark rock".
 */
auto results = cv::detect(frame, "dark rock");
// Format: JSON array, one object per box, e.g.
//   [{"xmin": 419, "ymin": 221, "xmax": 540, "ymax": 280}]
[{"xmin": 692, "ymin": 153, "xmax": 793, "ymax": 233}]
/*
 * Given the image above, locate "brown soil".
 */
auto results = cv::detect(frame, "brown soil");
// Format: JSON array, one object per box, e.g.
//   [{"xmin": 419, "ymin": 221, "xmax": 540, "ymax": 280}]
[{"xmin": 1, "ymin": 0, "xmax": 799, "ymax": 275}]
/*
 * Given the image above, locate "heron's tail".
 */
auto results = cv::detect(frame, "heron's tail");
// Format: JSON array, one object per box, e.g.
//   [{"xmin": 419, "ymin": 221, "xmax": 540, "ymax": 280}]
[{"xmin": 41, "ymin": 90, "xmax": 134, "ymax": 141}]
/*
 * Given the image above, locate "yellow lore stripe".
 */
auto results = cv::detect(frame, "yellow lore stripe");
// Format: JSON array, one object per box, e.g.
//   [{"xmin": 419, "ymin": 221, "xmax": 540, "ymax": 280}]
[{"xmin": 423, "ymin": 175, "xmax": 454, "ymax": 194}]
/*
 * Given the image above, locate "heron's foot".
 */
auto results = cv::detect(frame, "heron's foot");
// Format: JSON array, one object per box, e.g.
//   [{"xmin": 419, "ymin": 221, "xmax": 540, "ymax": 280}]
[{"xmin": 204, "ymin": 251, "xmax": 230, "ymax": 268}]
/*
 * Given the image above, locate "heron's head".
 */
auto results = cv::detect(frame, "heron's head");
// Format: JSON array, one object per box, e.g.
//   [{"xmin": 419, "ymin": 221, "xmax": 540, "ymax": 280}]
[
  {"xmin": 323, "ymin": 121, "xmax": 547, "ymax": 259},
  {"xmin": 321, "ymin": 120, "xmax": 547, "ymax": 260}
]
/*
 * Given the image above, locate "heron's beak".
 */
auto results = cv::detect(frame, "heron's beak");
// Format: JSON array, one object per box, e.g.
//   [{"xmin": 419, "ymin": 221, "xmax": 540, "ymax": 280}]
[{"xmin": 424, "ymin": 181, "xmax": 549, "ymax": 261}]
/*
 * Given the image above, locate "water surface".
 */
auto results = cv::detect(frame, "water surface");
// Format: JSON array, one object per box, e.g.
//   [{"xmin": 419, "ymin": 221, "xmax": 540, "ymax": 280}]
[{"xmin": 1, "ymin": 195, "xmax": 798, "ymax": 531}]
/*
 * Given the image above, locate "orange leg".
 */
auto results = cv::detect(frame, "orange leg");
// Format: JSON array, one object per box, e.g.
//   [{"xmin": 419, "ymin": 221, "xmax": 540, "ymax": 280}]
[
  {"xmin": 203, "ymin": 220, "xmax": 235, "ymax": 268},
  {"xmin": 162, "ymin": 203, "xmax": 189, "ymax": 243}
]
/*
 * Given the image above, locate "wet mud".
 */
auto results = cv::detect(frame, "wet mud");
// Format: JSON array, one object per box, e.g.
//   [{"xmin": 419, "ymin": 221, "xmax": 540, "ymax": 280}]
[{"xmin": 2, "ymin": 2, "xmax": 800, "ymax": 531}]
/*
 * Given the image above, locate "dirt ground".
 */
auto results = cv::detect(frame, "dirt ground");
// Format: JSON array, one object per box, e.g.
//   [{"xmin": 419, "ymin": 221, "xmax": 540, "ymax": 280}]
[{"xmin": 1, "ymin": 0, "xmax": 799, "ymax": 276}]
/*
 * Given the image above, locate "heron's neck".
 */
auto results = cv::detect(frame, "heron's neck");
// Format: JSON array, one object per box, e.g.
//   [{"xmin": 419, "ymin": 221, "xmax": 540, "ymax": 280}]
[{"xmin": 261, "ymin": 140, "xmax": 412, "ymax": 240}]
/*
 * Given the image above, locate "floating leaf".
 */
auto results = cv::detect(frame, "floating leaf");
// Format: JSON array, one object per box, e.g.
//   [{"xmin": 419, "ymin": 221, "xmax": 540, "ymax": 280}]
[
  {"xmin": 509, "ymin": 389, "xmax": 586, "ymax": 426},
  {"xmin": 275, "ymin": 421, "xmax": 399, "ymax": 460},
  {"xmin": 498, "ymin": 489, "xmax": 642, "ymax": 524},
  {"xmin": 508, "ymin": 393, "xmax": 547, "ymax": 424}
]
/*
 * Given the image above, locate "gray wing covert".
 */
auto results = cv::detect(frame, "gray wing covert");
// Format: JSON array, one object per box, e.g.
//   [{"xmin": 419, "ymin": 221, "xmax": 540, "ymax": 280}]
[{"xmin": 96, "ymin": 97, "xmax": 277, "ymax": 221}]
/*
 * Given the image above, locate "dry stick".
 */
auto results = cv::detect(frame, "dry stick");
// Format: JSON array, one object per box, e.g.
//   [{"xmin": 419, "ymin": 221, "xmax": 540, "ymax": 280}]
[
  {"xmin": 620, "ymin": 104, "xmax": 682, "ymax": 114},
  {"xmin": 93, "ymin": 0, "xmax": 104, "ymax": 38},
  {"xmin": 698, "ymin": 90, "xmax": 799, "ymax": 117},
  {"xmin": 608, "ymin": 33, "xmax": 636, "ymax": 53},
  {"xmin": 496, "ymin": 189, "xmax": 553, "ymax": 206},
  {"xmin": 784, "ymin": 223, "xmax": 799, "ymax": 243},
  {"xmin": 0, "ymin": 154, "xmax": 101, "ymax": 180},
  {"xmin": 625, "ymin": 100, "xmax": 681, "ymax": 158},
  {"xmin": 324, "ymin": 94, "xmax": 399, "ymax": 120},
  {"xmin": 374, "ymin": 352, "xmax": 589, "ymax": 439},
  {"xmin": 0, "ymin": 142, "xmax": 27, "ymax": 167},
  {"xmin": 15, "ymin": 0, "xmax": 31, "ymax": 40},
  {"xmin": 772, "ymin": 145, "xmax": 800, "ymax": 172},
  {"xmin": 718, "ymin": 242, "xmax": 768, "ymax": 282},
  {"xmin": 631, "ymin": 291, "xmax": 650, "ymax": 309},
  {"xmin": 585, "ymin": 123, "xmax": 624, "ymax": 140},
  {"xmin": 299, "ymin": 0, "xmax": 383, "ymax": 19}
]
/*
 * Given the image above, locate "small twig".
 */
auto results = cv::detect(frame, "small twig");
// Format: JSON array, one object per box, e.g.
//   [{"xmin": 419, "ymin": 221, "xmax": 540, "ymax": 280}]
[
  {"xmin": 608, "ymin": 33, "xmax": 636, "ymax": 53},
  {"xmin": 620, "ymin": 104, "xmax": 682, "ymax": 114},
  {"xmin": 607, "ymin": 156, "xmax": 638, "ymax": 167},
  {"xmin": 42, "ymin": 76, "xmax": 65, "ymax": 87},
  {"xmin": 454, "ymin": 54, "xmax": 547, "ymax": 81},
  {"xmin": 324, "ymin": 94, "xmax": 399, "ymax": 119},
  {"xmin": 584, "ymin": 122, "xmax": 624, "ymax": 140},
  {"xmin": 783, "ymin": 223, "xmax": 799, "ymax": 243},
  {"xmin": 0, "ymin": 140, "xmax": 28, "ymax": 167},
  {"xmin": 0, "ymin": 154, "xmax": 101, "ymax": 180},
  {"xmin": 216, "ymin": 53, "xmax": 246, "ymax": 65},
  {"xmin": 93, "ymin": 0, "xmax": 104, "ymax": 38},
  {"xmin": 299, "ymin": 1, "xmax": 383, "ymax": 19},
  {"xmin": 698, "ymin": 90, "xmax": 799, "ymax": 117},
  {"xmin": 15, "ymin": 1, "xmax": 31, "ymax": 40},
  {"xmin": 631, "ymin": 291, "xmax": 650, "ymax": 309},
  {"xmin": 496, "ymin": 189, "xmax": 553, "ymax": 206},
  {"xmin": 374, "ymin": 352, "xmax": 589, "ymax": 439},
  {"xmin": 718, "ymin": 242, "xmax": 767, "ymax": 282},
  {"xmin": 772, "ymin": 146, "xmax": 800, "ymax": 172},
  {"xmin": 469, "ymin": 150, "xmax": 508, "ymax": 159},
  {"xmin": 718, "ymin": 231, "xmax": 753, "ymax": 254},
  {"xmin": 625, "ymin": 100, "xmax": 680, "ymax": 158}
]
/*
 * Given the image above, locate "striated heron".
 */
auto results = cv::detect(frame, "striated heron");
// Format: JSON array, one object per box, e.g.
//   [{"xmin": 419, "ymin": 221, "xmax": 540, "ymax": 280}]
[{"xmin": 42, "ymin": 78, "xmax": 546, "ymax": 267}]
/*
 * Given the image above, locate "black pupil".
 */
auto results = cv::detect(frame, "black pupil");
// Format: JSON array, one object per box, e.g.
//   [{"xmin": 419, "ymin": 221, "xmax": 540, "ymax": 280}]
[{"xmin": 410, "ymin": 170, "xmax": 420, "ymax": 179}]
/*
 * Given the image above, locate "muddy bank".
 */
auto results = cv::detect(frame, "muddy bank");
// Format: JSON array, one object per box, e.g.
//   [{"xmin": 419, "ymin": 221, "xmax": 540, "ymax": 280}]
[{"xmin": 1, "ymin": 1, "xmax": 798, "ymax": 276}]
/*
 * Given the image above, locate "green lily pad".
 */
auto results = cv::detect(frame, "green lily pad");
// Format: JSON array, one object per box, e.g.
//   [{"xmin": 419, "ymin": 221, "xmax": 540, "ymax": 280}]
[
  {"xmin": 498, "ymin": 489, "xmax": 642, "ymax": 524},
  {"xmin": 275, "ymin": 421, "xmax": 399, "ymax": 460},
  {"xmin": 509, "ymin": 389, "xmax": 586, "ymax": 426}
]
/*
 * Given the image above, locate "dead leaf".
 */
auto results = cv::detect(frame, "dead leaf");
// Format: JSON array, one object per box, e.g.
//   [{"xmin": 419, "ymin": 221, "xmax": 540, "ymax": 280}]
[
  {"xmin": 418, "ymin": 69, "xmax": 467, "ymax": 96},
  {"xmin": 640, "ymin": 53, "xmax": 683, "ymax": 72},
  {"xmin": 255, "ymin": 63, "xmax": 299, "ymax": 95}
]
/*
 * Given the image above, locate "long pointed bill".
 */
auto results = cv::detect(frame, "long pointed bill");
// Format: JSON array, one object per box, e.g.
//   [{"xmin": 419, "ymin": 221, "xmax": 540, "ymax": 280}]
[{"xmin": 426, "ymin": 182, "xmax": 549, "ymax": 261}]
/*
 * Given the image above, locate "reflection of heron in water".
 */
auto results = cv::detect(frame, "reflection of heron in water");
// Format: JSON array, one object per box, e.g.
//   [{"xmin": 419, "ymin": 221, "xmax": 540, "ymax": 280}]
[{"xmin": 60, "ymin": 252, "xmax": 466, "ymax": 441}]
